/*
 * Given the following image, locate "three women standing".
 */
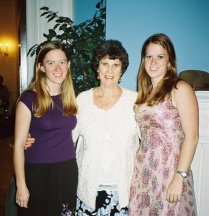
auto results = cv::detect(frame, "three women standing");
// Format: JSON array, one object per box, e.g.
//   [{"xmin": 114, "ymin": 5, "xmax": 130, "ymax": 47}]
[{"xmin": 17, "ymin": 35, "xmax": 198, "ymax": 216}]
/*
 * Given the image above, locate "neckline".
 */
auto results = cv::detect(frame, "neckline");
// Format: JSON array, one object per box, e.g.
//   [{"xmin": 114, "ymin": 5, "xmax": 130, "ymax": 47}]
[
  {"xmin": 135, "ymin": 96, "xmax": 175, "ymax": 113},
  {"xmin": 51, "ymin": 94, "xmax": 60, "ymax": 97},
  {"xmin": 91, "ymin": 87, "xmax": 124, "ymax": 111},
  {"xmin": 51, "ymin": 94, "xmax": 61, "ymax": 101}
]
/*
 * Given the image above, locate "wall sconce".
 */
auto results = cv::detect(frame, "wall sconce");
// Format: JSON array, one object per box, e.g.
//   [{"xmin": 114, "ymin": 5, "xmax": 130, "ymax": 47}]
[{"xmin": 0, "ymin": 43, "xmax": 9, "ymax": 56}]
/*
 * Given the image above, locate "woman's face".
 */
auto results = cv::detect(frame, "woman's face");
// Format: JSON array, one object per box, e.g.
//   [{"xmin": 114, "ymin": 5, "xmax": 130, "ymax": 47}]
[
  {"xmin": 144, "ymin": 43, "xmax": 170, "ymax": 84},
  {"xmin": 39, "ymin": 49, "xmax": 70, "ymax": 88},
  {"xmin": 97, "ymin": 56, "xmax": 122, "ymax": 88}
]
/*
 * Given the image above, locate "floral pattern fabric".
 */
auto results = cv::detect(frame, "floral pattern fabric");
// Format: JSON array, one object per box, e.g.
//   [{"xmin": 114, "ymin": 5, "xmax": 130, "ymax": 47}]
[
  {"xmin": 76, "ymin": 191, "xmax": 128, "ymax": 216},
  {"xmin": 61, "ymin": 203, "xmax": 74, "ymax": 216},
  {"xmin": 129, "ymin": 97, "xmax": 197, "ymax": 216}
]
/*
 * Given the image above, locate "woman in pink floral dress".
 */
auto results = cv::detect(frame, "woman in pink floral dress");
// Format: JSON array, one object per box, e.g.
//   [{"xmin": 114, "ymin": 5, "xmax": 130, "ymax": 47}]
[{"xmin": 129, "ymin": 33, "xmax": 199, "ymax": 216}]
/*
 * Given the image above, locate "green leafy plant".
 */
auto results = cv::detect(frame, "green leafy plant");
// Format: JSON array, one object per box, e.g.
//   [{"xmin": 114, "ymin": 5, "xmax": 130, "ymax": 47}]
[{"xmin": 28, "ymin": 0, "xmax": 106, "ymax": 95}]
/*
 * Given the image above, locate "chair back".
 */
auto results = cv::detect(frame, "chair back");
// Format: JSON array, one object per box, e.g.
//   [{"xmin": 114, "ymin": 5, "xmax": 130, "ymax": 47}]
[{"xmin": 179, "ymin": 70, "xmax": 209, "ymax": 90}]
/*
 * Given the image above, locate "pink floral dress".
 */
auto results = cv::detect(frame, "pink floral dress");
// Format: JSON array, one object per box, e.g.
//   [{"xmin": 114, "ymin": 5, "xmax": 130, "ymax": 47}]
[{"xmin": 129, "ymin": 97, "xmax": 197, "ymax": 216}]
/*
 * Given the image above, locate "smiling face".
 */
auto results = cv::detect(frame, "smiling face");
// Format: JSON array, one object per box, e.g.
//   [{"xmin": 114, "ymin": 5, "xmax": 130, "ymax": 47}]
[
  {"xmin": 144, "ymin": 43, "xmax": 170, "ymax": 85},
  {"xmin": 98, "ymin": 56, "xmax": 122, "ymax": 88},
  {"xmin": 39, "ymin": 49, "xmax": 70, "ymax": 89}
]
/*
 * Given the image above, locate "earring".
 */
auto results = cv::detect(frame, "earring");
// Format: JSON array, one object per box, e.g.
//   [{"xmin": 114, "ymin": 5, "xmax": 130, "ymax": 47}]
[
  {"xmin": 97, "ymin": 71, "xmax": 100, "ymax": 80},
  {"xmin": 118, "ymin": 75, "xmax": 122, "ymax": 83}
]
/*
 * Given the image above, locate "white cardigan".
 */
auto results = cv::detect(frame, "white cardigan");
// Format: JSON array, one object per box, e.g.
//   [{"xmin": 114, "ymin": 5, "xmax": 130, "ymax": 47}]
[{"xmin": 73, "ymin": 88, "xmax": 139, "ymax": 209}]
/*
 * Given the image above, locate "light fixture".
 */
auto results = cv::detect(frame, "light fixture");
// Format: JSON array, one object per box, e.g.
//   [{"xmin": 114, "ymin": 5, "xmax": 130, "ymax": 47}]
[{"xmin": 0, "ymin": 43, "xmax": 9, "ymax": 56}]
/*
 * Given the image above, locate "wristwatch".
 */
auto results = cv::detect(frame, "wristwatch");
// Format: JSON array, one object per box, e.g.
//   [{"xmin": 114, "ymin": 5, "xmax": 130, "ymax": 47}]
[{"xmin": 176, "ymin": 170, "xmax": 187, "ymax": 178}]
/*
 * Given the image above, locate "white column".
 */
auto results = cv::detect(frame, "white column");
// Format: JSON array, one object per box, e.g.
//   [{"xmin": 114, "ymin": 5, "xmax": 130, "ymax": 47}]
[{"xmin": 192, "ymin": 91, "xmax": 209, "ymax": 216}]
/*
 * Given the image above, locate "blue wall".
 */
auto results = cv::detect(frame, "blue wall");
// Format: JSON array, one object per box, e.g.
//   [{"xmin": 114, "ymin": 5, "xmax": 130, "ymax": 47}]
[
  {"xmin": 73, "ymin": 0, "xmax": 99, "ymax": 24},
  {"xmin": 106, "ymin": 0, "xmax": 209, "ymax": 91},
  {"xmin": 73, "ymin": 0, "xmax": 209, "ymax": 91}
]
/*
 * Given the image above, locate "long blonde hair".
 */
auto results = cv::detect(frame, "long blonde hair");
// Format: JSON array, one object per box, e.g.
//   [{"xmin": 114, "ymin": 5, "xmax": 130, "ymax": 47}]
[
  {"xmin": 28, "ymin": 41, "xmax": 78, "ymax": 117},
  {"xmin": 136, "ymin": 33, "xmax": 179, "ymax": 106}
]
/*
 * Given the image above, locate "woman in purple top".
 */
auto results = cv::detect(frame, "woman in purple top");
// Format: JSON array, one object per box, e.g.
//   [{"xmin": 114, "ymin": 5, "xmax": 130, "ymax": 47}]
[{"xmin": 13, "ymin": 41, "xmax": 78, "ymax": 216}]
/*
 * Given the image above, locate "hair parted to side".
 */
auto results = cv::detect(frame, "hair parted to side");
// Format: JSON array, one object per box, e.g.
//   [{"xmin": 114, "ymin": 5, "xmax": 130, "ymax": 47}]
[
  {"xmin": 91, "ymin": 39, "xmax": 129, "ymax": 76},
  {"xmin": 28, "ymin": 40, "xmax": 77, "ymax": 117},
  {"xmin": 136, "ymin": 33, "xmax": 179, "ymax": 106}
]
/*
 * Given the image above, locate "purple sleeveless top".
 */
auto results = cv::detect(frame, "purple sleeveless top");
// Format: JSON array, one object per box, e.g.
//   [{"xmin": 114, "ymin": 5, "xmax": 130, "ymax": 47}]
[{"xmin": 19, "ymin": 90, "xmax": 77, "ymax": 164}]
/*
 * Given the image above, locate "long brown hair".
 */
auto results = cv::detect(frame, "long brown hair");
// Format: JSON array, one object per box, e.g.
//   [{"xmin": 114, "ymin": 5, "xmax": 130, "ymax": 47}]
[
  {"xmin": 28, "ymin": 41, "xmax": 77, "ymax": 117},
  {"xmin": 136, "ymin": 33, "xmax": 179, "ymax": 106}
]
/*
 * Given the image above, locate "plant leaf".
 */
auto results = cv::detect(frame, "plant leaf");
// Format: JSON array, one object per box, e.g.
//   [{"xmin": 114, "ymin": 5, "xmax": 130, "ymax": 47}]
[
  {"xmin": 29, "ymin": 0, "xmax": 106, "ymax": 95},
  {"xmin": 40, "ymin": 11, "xmax": 49, "ymax": 17},
  {"xmin": 40, "ymin": 6, "xmax": 49, "ymax": 10}
]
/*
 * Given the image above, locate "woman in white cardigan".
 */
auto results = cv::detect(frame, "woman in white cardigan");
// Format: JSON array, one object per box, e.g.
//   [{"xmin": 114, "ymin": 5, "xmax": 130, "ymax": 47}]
[{"xmin": 73, "ymin": 40, "xmax": 139, "ymax": 215}]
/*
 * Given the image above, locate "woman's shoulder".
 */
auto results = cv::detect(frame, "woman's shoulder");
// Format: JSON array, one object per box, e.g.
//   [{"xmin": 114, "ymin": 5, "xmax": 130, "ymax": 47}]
[
  {"xmin": 122, "ymin": 87, "xmax": 137, "ymax": 94},
  {"xmin": 18, "ymin": 90, "xmax": 36, "ymax": 111},
  {"xmin": 76, "ymin": 88, "xmax": 93, "ymax": 108},
  {"xmin": 76, "ymin": 89, "xmax": 92, "ymax": 100},
  {"xmin": 174, "ymin": 80, "xmax": 194, "ymax": 95},
  {"xmin": 122, "ymin": 88, "xmax": 137, "ymax": 101},
  {"xmin": 22, "ymin": 89, "xmax": 35, "ymax": 95},
  {"xmin": 19, "ymin": 90, "xmax": 36, "ymax": 101},
  {"xmin": 173, "ymin": 80, "xmax": 197, "ymax": 105}
]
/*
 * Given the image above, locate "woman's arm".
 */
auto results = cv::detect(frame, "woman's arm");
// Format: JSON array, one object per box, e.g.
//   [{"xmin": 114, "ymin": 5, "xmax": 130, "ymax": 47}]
[
  {"xmin": 13, "ymin": 101, "xmax": 31, "ymax": 208},
  {"xmin": 166, "ymin": 80, "xmax": 199, "ymax": 203},
  {"xmin": 175, "ymin": 81, "xmax": 199, "ymax": 176}
]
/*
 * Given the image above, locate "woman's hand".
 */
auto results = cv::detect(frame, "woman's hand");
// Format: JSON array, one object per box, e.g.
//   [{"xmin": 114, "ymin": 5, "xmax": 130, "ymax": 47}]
[
  {"xmin": 16, "ymin": 185, "xmax": 30, "ymax": 208},
  {"xmin": 24, "ymin": 133, "xmax": 35, "ymax": 150},
  {"xmin": 166, "ymin": 173, "xmax": 184, "ymax": 203}
]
